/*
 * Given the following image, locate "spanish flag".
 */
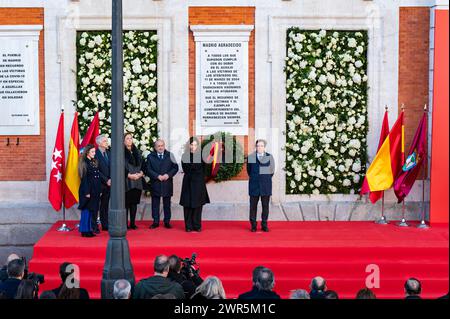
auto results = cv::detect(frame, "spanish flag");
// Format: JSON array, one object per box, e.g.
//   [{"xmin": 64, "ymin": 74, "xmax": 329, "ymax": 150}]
[
  {"xmin": 360, "ymin": 109, "xmax": 390, "ymax": 203},
  {"xmin": 64, "ymin": 113, "xmax": 81, "ymax": 208},
  {"xmin": 207, "ymin": 142, "xmax": 221, "ymax": 179},
  {"xmin": 362, "ymin": 110, "xmax": 404, "ymax": 193}
]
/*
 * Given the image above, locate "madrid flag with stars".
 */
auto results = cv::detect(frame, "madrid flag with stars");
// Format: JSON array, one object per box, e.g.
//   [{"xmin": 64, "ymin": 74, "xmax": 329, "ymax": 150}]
[{"xmin": 48, "ymin": 112, "xmax": 65, "ymax": 211}]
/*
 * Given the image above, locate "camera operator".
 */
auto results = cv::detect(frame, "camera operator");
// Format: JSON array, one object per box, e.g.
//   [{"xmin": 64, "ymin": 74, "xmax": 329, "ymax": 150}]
[
  {"xmin": 15, "ymin": 279, "xmax": 39, "ymax": 299},
  {"xmin": 0, "ymin": 258, "xmax": 25, "ymax": 299},
  {"xmin": 0, "ymin": 254, "xmax": 20, "ymax": 282},
  {"xmin": 168, "ymin": 255, "xmax": 203, "ymax": 299}
]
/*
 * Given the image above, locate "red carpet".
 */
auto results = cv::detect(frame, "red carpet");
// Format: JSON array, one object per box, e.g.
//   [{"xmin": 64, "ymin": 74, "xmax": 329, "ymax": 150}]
[{"xmin": 29, "ymin": 221, "xmax": 449, "ymax": 299}]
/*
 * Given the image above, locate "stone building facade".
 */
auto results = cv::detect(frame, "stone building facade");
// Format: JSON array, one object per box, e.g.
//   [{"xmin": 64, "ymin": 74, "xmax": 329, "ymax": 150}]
[{"xmin": 0, "ymin": 0, "xmax": 448, "ymax": 261}]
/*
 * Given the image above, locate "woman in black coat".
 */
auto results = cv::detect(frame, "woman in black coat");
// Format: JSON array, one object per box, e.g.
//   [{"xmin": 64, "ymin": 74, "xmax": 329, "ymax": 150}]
[
  {"xmin": 78, "ymin": 144, "xmax": 102, "ymax": 238},
  {"xmin": 179, "ymin": 137, "xmax": 210, "ymax": 232},
  {"xmin": 124, "ymin": 133, "xmax": 145, "ymax": 230}
]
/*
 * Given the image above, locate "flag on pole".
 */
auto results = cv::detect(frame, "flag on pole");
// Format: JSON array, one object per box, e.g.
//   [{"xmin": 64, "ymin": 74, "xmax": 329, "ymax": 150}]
[
  {"xmin": 362, "ymin": 110, "xmax": 405, "ymax": 192},
  {"xmin": 48, "ymin": 111, "xmax": 65, "ymax": 211},
  {"xmin": 207, "ymin": 142, "xmax": 222, "ymax": 179},
  {"xmin": 64, "ymin": 112, "xmax": 81, "ymax": 208},
  {"xmin": 80, "ymin": 112, "xmax": 100, "ymax": 150},
  {"xmin": 360, "ymin": 108, "xmax": 390, "ymax": 203},
  {"xmin": 394, "ymin": 111, "xmax": 428, "ymax": 203}
]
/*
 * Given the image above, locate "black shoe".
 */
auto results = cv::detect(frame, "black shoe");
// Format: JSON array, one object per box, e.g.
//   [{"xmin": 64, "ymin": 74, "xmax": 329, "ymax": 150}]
[
  {"xmin": 130, "ymin": 224, "xmax": 138, "ymax": 230},
  {"xmin": 82, "ymin": 232, "xmax": 95, "ymax": 238},
  {"xmin": 251, "ymin": 227, "xmax": 257, "ymax": 232},
  {"xmin": 186, "ymin": 228, "xmax": 192, "ymax": 233},
  {"xmin": 150, "ymin": 223, "xmax": 159, "ymax": 229},
  {"xmin": 93, "ymin": 228, "xmax": 101, "ymax": 235},
  {"xmin": 194, "ymin": 228, "xmax": 201, "ymax": 232},
  {"xmin": 262, "ymin": 226, "xmax": 269, "ymax": 232},
  {"xmin": 164, "ymin": 223, "xmax": 172, "ymax": 229}
]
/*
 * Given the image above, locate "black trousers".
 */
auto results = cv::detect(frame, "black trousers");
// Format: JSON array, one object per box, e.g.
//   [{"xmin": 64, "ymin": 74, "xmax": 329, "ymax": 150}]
[
  {"xmin": 127, "ymin": 205, "xmax": 138, "ymax": 227},
  {"xmin": 97, "ymin": 186, "xmax": 110, "ymax": 229},
  {"xmin": 152, "ymin": 196, "xmax": 172, "ymax": 224},
  {"xmin": 184, "ymin": 206, "xmax": 203, "ymax": 231},
  {"xmin": 249, "ymin": 195, "xmax": 270, "ymax": 227}
]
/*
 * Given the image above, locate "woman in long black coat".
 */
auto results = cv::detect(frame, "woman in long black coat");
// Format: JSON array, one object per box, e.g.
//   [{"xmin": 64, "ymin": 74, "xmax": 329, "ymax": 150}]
[
  {"xmin": 180, "ymin": 137, "xmax": 210, "ymax": 232},
  {"xmin": 78, "ymin": 144, "xmax": 102, "ymax": 238},
  {"xmin": 124, "ymin": 133, "xmax": 145, "ymax": 230}
]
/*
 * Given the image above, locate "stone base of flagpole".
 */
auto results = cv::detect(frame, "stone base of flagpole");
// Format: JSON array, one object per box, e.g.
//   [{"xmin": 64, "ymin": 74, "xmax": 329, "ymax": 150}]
[
  {"xmin": 56, "ymin": 205, "xmax": 73, "ymax": 232},
  {"xmin": 417, "ymin": 220, "xmax": 430, "ymax": 229},
  {"xmin": 397, "ymin": 218, "xmax": 410, "ymax": 227},
  {"xmin": 375, "ymin": 216, "xmax": 389, "ymax": 225},
  {"xmin": 56, "ymin": 224, "xmax": 72, "ymax": 232}
]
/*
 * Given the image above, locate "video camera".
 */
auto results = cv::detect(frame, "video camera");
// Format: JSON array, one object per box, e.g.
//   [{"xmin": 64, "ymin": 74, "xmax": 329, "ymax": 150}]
[
  {"xmin": 180, "ymin": 253, "xmax": 200, "ymax": 279},
  {"xmin": 21, "ymin": 257, "xmax": 45, "ymax": 286}
]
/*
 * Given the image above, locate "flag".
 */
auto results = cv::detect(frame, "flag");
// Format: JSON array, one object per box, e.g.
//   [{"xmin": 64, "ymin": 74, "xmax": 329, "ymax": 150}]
[
  {"xmin": 64, "ymin": 113, "xmax": 81, "ymax": 208},
  {"xmin": 48, "ymin": 111, "xmax": 65, "ymax": 211},
  {"xmin": 80, "ymin": 112, "xmax": 100, "ymax": 150},
  {"xmin": 360, "ymin": 109, "xmax": 390, "ymax": 203},
  {"xmin": 394, "ymin": 112, "xmax": 428, "ymax": 203},
  {"xmin": 363, "ymin": 111, "xmax": 405, "ymax": 192},
  {"xmin": 207, "ymin": 142, "xmax": 222, "ymax": 179}
]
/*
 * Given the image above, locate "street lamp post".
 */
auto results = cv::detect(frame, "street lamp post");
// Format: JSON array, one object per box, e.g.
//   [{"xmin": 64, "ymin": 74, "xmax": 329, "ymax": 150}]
[{"xmin": 101, "ymin": 0, "xmax": 135, "ymax": 299}]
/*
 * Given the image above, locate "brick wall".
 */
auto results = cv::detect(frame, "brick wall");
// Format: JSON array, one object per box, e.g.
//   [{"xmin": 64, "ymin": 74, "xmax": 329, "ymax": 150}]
[
  {"xmin": 398, "ymin": 7, "xmax": 430, "ymax": 177},
  {"xmin": 0, "ymin": 8, "xmax": 46, "ymax": 181},
  {"xmin": 189, "ymin": 7, "xmax": 255, "ymax": 180}
]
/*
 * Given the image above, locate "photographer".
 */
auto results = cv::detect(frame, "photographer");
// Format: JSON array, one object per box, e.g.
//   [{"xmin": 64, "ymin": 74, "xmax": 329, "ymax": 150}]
[
  {"xmin": 168, "ymin": 254, "xmax": 203, "ymax": 299},
  {"xmin": 15, "ymin": 280, "xmax": 38, "ymax": 299},
  {"xmin": 0, "ymin": 254, "xmax": 20, "ymax": 282},
  {"xmin": 0, "ymin": 258, "xmax": 25, "ymax": 299}
]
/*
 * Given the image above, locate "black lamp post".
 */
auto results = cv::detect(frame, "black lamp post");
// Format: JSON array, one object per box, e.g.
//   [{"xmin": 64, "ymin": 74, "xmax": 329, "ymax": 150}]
[{"xmin": 101, "ymin": 0, "xmax": 135, "ymax": 299}]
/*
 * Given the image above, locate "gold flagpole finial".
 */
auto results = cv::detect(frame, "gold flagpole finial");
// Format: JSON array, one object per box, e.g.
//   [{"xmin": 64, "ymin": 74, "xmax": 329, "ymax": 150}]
[
  {"xmin": 384, "ymin": 105, "xmax": 388, "ymax": 111},
  {"xmin": 424, "ymin": 104, "xmax": 428, "ymax": 111},
  {"xmin": 401, "ymin": 103, "xmax": 405, "ymax": 111}
]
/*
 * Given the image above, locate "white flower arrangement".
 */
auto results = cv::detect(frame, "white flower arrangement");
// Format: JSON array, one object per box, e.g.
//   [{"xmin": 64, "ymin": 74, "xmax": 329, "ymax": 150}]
[
  {"xmin": 285, "ymin": 28, "xmax": 369, "ymax": 194},
  {"xmin": 76, "ymin": 30, "xmax": 159, "ymax": 158}
]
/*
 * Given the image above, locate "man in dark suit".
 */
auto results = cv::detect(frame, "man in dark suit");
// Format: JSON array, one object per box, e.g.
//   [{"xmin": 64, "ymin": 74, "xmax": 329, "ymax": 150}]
[
  {"xmin": 246, "ymin": 139, "xmax": 275, "ymax": 232},
  {"xmin": 95, "ymin": 134, "xmax": 111, "ymax": 232},
  {"xmin": 0, "ymin": 254, "xmax": 20, "ymax": 283},
  {"xmin": 145, "ymin": 139, "xmax": 179, "ymax": 229},
  {"xmin": 238, "ymin": 267, "xmax": 281, "ymax": 300},
  {"xmin": 0, "ymin": 258, "xmax": 25, "ymax": 299},
  {"xmin": 309, "ymin": 276, "xmax": 327, "ymax": 299},
  {"xmin": 237, "ymin": 266, "xmax": 265, "ymax": 299},
  {"xmin": 134, "ymin": 255, "xmax": 184, "ymax": 299}
]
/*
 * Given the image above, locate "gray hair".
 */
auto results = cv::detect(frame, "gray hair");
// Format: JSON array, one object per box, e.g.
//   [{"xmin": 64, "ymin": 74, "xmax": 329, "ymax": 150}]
[
  {"xmin": 405, "ymin": 278, "xmax": 422, "ymax": 295},
  {"xmin": 311, "ymin": 276, "xmax": 326, "ymax": 291},
  {"xmin": 95, "ymin": 134, "xmax": 108, "ymax": 146},
  {"xmin": 255, "ymin": 268, "xmax": 275, "ymax": 291},
  {"xmin": 193, "ymin": 276, "xmax": 226, "ymax": 299},
  {"xmin": 113, "ymin": 279, "xmax": 131, "ymax": 299},
  {"xmin": 154, "ymin": 139, "xmax": 165, "ymax": 148},
  {"xmin": 6, "ymin": 254, "xmax": 20, "ymax": 265},
  {"xmin": 154, "ymin": 255, "xmax": 170, "ymax": 274},
  {"xmin": 290, "ymin": 289, "xmax": 310, "ymax": 299}
]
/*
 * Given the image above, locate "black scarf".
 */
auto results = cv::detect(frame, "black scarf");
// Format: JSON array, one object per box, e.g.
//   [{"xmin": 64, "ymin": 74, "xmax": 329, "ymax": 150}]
[{"xmin": 124, "ymin": 145, "xmax": 141, "ymax": 166}]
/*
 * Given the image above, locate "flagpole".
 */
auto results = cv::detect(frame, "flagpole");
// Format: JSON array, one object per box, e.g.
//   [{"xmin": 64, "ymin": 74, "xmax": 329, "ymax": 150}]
[
  {"xmin": 376, "ymin": 105, "xmax": 389, "ymax": 225},
  {"xmin": 57, "ymin": 105, "xmax": 72, "ymax": 232},
  {"xmin": 418, "ymin": 104, "xmax": 429, "ymax": 229},
  {"xmin": 398, "ymin": 104, "xmax": 409, "ymax": 227}
]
